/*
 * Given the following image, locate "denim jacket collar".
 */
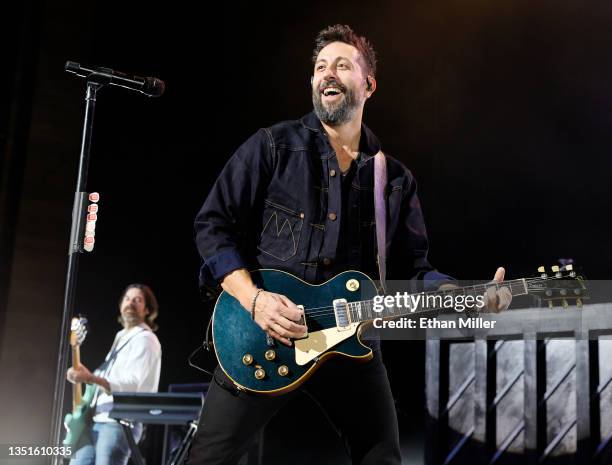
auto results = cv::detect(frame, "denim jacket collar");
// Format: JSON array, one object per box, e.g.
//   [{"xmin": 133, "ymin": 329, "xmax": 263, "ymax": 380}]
[{"xmin": 299, "ymin": 111, "xmax": 382, "ymax": 163}]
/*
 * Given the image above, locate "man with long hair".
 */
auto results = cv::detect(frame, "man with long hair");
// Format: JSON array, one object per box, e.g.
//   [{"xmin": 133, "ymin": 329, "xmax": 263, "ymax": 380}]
[{"xmin": 66, "ymin": 284, "xmax": 162, "ymax": 465}]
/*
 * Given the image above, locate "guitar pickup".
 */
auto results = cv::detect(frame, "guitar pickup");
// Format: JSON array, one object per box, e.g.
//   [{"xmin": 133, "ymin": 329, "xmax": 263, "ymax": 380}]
[{"xmin": 333, "ymin": 299, "xmax": 352, "ymax": 331}]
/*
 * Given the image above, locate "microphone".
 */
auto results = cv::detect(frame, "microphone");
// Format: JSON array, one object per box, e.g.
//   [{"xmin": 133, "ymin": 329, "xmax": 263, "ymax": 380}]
[{"xmin": 65, "ymin": 61, "xmax": 165, "ymax": 97}]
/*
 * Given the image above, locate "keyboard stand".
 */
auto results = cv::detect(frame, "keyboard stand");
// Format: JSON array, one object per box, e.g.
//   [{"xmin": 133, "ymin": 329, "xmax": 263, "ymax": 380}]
[
  {"xmin": 118, "ymin": 419, "xmax": 145, "ymax": 465},
  {"xmin": 166, "ymin": 420, "xmax": 198, "ymax": 465}
]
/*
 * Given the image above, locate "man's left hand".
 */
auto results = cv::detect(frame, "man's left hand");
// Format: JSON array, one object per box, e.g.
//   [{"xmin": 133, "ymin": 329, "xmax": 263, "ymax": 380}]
[
  {"xmin": 439, "ymin": 266, "xmax": 512, "ymax": 313},
  {"xmin": 483, "ymin": 267, "xmax": 512, "ymax": 313}
]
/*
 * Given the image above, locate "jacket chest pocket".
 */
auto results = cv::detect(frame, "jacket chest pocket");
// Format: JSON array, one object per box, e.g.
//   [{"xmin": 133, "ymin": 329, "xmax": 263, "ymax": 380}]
[{"xmin": 257, "ymin": 200, "xmax": 304, "ymax": 261}]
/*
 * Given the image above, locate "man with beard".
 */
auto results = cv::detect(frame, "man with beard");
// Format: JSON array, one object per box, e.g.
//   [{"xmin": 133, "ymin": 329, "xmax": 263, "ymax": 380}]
[
  {"xmin": 189, "ymin": 25, "xmax": 510, "ymax": 465},
  {"xmin": 66, "ymin": 284, "xmax": 162, "ymax": 465}
]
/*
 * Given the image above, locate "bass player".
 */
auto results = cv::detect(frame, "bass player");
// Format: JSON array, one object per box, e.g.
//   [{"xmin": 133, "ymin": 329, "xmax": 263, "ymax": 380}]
[{"xmin": 66, "ymin": 284, "xmax": 162, "ymax": 465}]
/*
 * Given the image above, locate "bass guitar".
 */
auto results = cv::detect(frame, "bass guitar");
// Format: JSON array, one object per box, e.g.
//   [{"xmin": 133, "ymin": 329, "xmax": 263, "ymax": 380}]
[
  {"xmin": 212, "ymin": 266, "xmax": 584, "ymax": 395},
  {"xmin": 63, "ymin": 316, "xmax": 97, "ymax": 448}
]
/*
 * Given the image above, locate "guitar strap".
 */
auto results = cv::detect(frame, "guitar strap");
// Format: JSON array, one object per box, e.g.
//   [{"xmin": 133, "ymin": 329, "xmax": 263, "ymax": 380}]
[
  {"xmin": 374, "ymin": 151, "xmax": 387, "ymax": 293},
  {"xmin": 90, "ymin": 327, "xmax": 148, "ymax": 407}
]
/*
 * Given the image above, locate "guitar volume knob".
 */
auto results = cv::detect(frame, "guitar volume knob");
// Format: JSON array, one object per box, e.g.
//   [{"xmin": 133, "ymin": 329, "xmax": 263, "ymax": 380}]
[
  {"xmin": 254, "ymin": 368, "xmax": 266, "ymax": 380},
  {"xmin": 278, "ymin": 365, "xmax": 289, "ymax": 377},
  {"xmin": 242, "ymin": 354, "xmax": 253, "ymax": 366},
  {"xmin": 264, "ymin": 350, "xmax": 276, "ymax": 361}
]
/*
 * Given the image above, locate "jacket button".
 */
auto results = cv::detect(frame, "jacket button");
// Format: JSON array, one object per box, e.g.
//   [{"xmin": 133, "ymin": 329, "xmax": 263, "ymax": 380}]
[
  {"xmin": 322, "ymin": 257, "xmax": 332, "ymax": 266},
  {"xmin": 328, "ymin": 213, "xmax": 337, "ymax": 221},
  {"xmin": 330, "ymin": 169, "xmax": 336, "ymax": 177}
]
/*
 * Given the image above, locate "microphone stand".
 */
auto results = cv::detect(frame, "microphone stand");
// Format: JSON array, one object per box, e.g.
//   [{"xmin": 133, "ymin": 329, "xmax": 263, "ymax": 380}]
[{"xmin": 48, "ymin": 79, "xmax": 104, "ymax": 465}]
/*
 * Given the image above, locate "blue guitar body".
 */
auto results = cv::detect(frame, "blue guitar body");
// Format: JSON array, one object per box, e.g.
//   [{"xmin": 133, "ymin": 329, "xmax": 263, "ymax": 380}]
[
  {"xmin": 63, "ymin": 383, "xmax": 96, "ymax": 448},
  {"xmin": 212, "ymin": 269, "xmax": 378, "ymax": 395}
]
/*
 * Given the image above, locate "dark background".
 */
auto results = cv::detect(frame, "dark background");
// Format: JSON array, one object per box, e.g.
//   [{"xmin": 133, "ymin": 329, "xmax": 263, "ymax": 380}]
[{"xmin": 1, "ymin": 0, "xmax": 611, "ymax": 463}]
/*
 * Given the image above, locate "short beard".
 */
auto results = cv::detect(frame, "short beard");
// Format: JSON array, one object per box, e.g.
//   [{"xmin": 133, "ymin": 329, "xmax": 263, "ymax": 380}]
[
  {"xmin": 312, "ymin": 85, "xmax": 359, "ymax": 126},
  {"xmin": 120, "ymin": 305, "xmax": 143, "ymax": 328},
  {"xmin": 121, "ymin": 315, "xmax": 140, "ymax": 329}
]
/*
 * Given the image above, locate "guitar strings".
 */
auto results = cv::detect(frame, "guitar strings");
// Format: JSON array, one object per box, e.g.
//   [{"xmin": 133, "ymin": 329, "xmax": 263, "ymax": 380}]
[
  {"xmin": 302, "ymin": 281, "xmax": 524, "ymax": 316},
  {"xmin": 294, "ymin": 275, "xmax": 573, "ymax": 319},
  {"xmin": 301, "ymin": 275, "xmax": 568, "ymax": 315},
  {"xmin": 304, "ymin": 305, "xmax": 457, "ymax": 323}
]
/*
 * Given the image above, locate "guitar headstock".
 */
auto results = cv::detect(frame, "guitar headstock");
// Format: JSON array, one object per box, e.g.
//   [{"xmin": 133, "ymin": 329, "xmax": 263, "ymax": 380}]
[
  {"xmin": 69, "ymin": 316, "xmax": 88, "ymax": 347},
  {"xmin": 526, "ymin": 264, "xmax": 587, "ymax": 308}
]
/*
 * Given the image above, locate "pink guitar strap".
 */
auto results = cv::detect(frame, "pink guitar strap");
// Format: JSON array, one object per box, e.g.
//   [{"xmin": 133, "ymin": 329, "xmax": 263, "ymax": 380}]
[{"xmin": 374, "ymin": 151, "xmax": 387, "ymax": 293}]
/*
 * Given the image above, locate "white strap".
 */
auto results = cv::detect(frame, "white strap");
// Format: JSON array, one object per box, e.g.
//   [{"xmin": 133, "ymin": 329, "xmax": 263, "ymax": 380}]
[{"xmin": 374, "ymin": 151, "xmax": 387, "ymax": 292}]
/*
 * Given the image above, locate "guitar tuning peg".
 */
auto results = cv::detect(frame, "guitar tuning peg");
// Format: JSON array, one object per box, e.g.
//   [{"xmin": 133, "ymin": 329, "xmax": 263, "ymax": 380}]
[
  {"xmin": 562, "ymin": 299, "xmax": 568, "ymax": 309},
  {"xmin": 576, "ymin": 298, "xmax": 583, "ymax": 308},
  {"xmin": 551, "ymin": 265, "xmax": 560, "ymax": 273},
  {"xmin": 538, "ymin": 266, "xmax": 547, "ymax": 278},
  {"xmin": 565, "ymin": 262, "xmax": 577, "ymax": 277},
  {"xmin": 548, "ymin": 300, "xmax": 554, "ymax": 309}
]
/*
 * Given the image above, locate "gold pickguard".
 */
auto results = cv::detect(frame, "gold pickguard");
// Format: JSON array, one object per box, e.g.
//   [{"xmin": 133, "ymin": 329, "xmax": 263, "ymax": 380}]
[{"xmin": 294, "ymin": 323, "xmax": 360, "ymax": 365}]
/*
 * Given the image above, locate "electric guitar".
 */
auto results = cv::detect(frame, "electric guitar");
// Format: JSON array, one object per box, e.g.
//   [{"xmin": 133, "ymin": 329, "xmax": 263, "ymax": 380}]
[
  {"xmin": 212, "ymin": 266, "xmax": 585, "ymax": 395},
  {"xmin": 63, "ymin": 316, "xmax": 97, "ymax": 448}
]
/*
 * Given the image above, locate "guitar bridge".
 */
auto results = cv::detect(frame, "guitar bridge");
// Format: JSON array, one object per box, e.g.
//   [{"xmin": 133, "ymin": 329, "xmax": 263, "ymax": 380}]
[{"xmin": 333, "ymin": 299, "xmax": 351, "ymax": 331}]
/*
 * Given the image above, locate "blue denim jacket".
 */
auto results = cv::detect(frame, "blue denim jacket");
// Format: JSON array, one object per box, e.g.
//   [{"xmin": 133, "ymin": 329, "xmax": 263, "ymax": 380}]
[{"xmin": 195, "ymin": 112, "xmax": 451, "ymax": 296}]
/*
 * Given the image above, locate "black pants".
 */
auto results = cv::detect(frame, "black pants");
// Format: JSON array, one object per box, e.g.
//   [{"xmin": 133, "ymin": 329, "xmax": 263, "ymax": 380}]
[{"xmin": 186, "ymin": 350, "xmax": 401, "ymax": 465}]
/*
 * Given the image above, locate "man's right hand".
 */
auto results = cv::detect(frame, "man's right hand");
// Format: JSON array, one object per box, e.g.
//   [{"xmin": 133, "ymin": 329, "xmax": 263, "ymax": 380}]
[
  {"xmin": 221, "ymin": 268, "xmax": 307, "ymax": 346},
  {"xmin": 66, "ymin": 363, "xmax": 111, "ymax": 393},
  {"xmin": 66, "ymin": 364, "xmax": 93, "ymax": 384},
  {"xmin": 251, "ymin": 291, "xmax": 308, "ymax": 346}
]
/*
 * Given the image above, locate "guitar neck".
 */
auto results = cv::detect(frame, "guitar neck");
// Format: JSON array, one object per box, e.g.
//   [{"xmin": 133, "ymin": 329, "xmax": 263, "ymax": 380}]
[
  {"xmin": 71, "ymin": 345, "xmax": 83, "ymax": 410},
  {"xmin": 349, "ymin": 278, "xmax": 531, "ymax": 323}
]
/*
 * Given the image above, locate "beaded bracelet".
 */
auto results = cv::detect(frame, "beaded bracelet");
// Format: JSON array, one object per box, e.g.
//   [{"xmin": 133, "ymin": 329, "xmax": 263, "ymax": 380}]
[{"xmin": 251, "ymin": 289, "xmax": 264, "ymax": 320}]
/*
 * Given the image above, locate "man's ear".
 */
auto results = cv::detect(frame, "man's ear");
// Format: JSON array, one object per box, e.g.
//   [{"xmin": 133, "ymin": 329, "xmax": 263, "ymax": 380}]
[{"xmin": 365, "ymin": 76, "xmax": 377, "ymax": 95}]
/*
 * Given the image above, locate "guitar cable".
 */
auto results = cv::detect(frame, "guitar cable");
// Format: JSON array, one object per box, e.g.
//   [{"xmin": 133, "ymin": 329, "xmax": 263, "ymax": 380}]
[
  {"xmin": 203, "ymin": 316, "xmax": 214, "ymax": 352},
  {"xmin": 187, "ymin": 317, "xmax": 215, "ymax": 377}
]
